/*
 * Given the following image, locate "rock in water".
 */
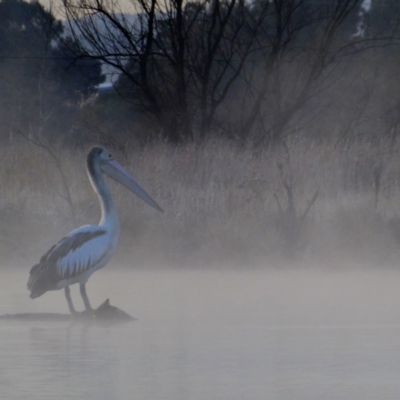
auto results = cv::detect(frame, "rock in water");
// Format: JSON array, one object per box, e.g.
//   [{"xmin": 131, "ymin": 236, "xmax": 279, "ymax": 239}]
[
  {"xmin": 92, "ymin": 299, "xmax": 134, "ymax": 321},
  {"xmin": 74, "ymin": 299, "xmax": 135, "ymax": 323}
]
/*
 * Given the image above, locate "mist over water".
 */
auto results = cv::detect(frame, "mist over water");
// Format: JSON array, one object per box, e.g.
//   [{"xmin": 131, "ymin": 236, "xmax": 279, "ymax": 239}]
[
  {"xmin": 1, "ymin": 266, "xmax": 400, "ymax": 399},
  {"xmin": 3, "ymin": 0, "xmax": 400, "ymax": 397}
]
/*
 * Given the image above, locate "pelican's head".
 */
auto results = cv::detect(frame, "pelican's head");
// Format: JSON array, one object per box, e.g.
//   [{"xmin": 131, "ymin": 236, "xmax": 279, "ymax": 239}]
[{"xmin": 88, "ymin": 146, "xmax": 163, "ymax": 212}]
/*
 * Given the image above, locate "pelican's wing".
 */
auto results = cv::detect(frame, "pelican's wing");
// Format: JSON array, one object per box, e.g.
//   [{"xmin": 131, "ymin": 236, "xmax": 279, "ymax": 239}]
[
  {"xmin": 32, "ymin": 226, "xmax": 109, "ymax": 280},
  {"xmin": 28, "ymin": 226, "xmax": 110, "ymax": 298},
  {"xmin": 41, "ymin": 226, "xmax": 110, "ymax": 280}
]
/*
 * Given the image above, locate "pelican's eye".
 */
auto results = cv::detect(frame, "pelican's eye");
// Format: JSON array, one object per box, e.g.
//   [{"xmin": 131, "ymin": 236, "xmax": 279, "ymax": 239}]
[{"xmin": 108, "ymin": 153, "xmax": 112, "ymax": 159}]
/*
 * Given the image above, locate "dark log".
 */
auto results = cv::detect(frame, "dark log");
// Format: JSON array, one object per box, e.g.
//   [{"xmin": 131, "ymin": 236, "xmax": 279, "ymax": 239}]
[
  {"xmin": 0, "ymin": 299, "xmax": 135, "ymax": 323},
  {"xmin": 73, "ymin": 299, "xmax": 134, "ymax": 322}
]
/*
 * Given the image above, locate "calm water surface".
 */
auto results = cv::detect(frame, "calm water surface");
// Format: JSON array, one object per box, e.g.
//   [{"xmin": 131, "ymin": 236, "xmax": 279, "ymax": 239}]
[{"xmin": 1, "ymin": 267, "xmax": 400, "ymax": 399}]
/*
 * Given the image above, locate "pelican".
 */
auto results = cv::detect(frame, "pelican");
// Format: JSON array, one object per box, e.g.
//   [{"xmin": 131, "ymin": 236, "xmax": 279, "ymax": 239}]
[{"xmin": 27, "ymin": 146, "xmax": 162, "ymax": 314}]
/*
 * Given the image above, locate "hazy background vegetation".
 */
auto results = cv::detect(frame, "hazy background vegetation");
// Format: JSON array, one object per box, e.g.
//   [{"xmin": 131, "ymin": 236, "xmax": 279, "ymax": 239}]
[{"xmin": 1, "ymin": 0, "xmax": 400, "ymax": 269}]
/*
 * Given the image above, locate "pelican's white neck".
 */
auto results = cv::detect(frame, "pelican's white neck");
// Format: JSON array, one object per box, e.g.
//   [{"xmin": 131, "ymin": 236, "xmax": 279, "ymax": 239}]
[{"xmin": 87, "ymin": 154, "xmax": 119, "ymax": 230}]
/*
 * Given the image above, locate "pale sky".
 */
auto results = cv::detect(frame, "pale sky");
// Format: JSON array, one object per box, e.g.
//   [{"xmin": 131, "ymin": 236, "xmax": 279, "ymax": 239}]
[
  {"xmin": 39, "ymin": 0, "xmax": 135, "ymax": 19},
  {"xmin": 362, "ymin": 0, "xmax": 372, "ymax": 13}
]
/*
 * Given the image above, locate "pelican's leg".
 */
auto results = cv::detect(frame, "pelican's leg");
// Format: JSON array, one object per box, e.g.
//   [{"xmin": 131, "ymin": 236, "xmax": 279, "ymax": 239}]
[
  {"xmin": 65, "ymin": 286, "xmax": 76, "ymax": 314},
  {"xmin": 80, "ymin": 283, "xmax": 92, "ymax": 311}
]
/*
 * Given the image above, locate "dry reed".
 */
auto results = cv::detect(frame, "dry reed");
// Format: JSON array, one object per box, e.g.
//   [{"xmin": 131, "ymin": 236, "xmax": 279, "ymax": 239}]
[{"xmin": 1, "ymin": 136, "xmax": 400, "ymax": 269}]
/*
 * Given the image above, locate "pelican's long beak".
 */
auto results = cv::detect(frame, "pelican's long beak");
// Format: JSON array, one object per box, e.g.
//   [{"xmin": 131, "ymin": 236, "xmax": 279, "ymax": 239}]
[{"xmin": 102, "ymin": 160, "xmax": 163, "ymax": 212}]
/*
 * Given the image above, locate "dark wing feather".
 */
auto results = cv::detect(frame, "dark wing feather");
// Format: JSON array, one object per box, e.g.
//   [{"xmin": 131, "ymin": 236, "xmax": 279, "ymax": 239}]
[
  {"xmin": 41, "ymin": 230, "xmax": 106, "ymax": 266},
  {"xmin": 28, "ymin": 229, "xmax": 106, "ymax": 298}
]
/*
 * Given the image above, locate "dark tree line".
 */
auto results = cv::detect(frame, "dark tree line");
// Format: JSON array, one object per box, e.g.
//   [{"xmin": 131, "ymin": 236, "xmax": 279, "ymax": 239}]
[
  {"xmin": 0, "ymin": 0, "xmax": 103, "ymax": 145},
  {"xmin": 1, "ymin": 0, "xmax": 400, "ymax": 147},
  {"xmin": 61, "ymin": 0, "xmax": 400, "ymax": 146}
]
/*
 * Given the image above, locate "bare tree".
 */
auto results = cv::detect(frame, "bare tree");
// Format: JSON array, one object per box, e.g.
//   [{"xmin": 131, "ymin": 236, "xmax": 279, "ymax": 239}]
[
  {"xmin": 229, "ymin": 0, "xmax": 367, "ymax": 145},
  {"xmin": 62, "ymin": 0, "xmax": 267, "ymax": 142},
  {"xmin": 61, "ymin": 0, "xmax": 400, "ymax": 146}
]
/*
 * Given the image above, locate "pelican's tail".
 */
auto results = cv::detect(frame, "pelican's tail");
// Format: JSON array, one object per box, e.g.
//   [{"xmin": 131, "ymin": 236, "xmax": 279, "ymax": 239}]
[{"xmin": 27, "ymin": 263, "xmax": 57, "ymax": 299}]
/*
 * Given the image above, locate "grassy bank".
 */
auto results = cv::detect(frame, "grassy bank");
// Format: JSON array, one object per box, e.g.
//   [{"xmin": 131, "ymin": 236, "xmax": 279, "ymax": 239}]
[{"xmin": 1, "ymin": 137, "xmax": 400, "ymax": 269}]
